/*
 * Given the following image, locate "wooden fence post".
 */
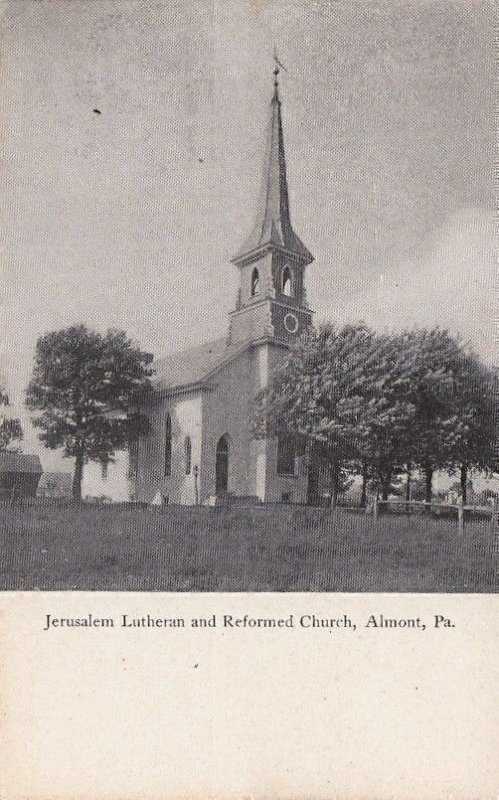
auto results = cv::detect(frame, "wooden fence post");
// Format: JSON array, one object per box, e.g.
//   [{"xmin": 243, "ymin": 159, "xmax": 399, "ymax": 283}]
[
  {"xmin": 490, "ymin": 497, "xmax": 498, "ymax": 535},
  {"xmin": 193, "ymin": 465, "xmax": 199, "ymax": 506},
  {"xmin": 457, "ymin": 502, "xmax": 464, "ymax": 536}
]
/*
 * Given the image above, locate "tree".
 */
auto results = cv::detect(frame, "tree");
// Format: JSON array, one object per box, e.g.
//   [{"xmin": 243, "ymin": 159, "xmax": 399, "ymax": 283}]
[
  {"xmin": 349, "ymin": 331, "xmax": 418, "ymax": 501},
  {"xmin": 253, "ymin": 321, "xmax": 496, "ymax": 510},
  {"xmin": 444, "ymin": 355, "xmax": 496, "ymax": 504},
  {"xmin": 396, "ymin": 328, "xmax": 471, "ymax": 503},
  {"xmin": 26, "ymin": 325, "xmax": 153, "ymax": 500},
  {"xmin": 0, "ymin": 389, "xmax": 23, "ymax": 452},
  {"xmin": 356, "ymin": 328, "xmax": 496, "ymax": 504},
  {"xmin": 253, "ymin": 323, "xmax": 376, "ymax": 507}
]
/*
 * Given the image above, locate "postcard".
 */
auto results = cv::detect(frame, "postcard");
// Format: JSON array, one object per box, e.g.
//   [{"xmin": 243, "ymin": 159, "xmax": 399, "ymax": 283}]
[{"xmin": 0, "ymin": 1, "xmax": 496, "ymax": 797}]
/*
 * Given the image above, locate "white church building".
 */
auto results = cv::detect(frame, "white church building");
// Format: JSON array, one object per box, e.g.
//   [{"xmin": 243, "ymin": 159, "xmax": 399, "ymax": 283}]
[{"xmin": 130, "ymin": 71, "xmax": 318, "ymax": 506}]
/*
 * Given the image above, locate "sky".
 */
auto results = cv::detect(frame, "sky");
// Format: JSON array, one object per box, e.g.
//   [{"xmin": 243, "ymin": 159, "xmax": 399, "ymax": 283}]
[{"xmin": 0, "ymin": 0, "xmax": 495, "ymax": 473}]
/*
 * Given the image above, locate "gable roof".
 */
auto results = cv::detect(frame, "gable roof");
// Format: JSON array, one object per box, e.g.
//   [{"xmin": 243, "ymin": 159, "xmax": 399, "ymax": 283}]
[
  {"xmin": 153, "ymin": 338, "xmax": 249, "ymax": 392},
  {"xmin": 0, "ymin": 453, "xmax": 42, "ymax": 473}
]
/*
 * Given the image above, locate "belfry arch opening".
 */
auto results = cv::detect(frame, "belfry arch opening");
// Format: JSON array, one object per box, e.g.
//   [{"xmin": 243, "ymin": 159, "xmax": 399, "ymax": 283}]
[
  {"xmin": 215, "ymin": 434, "xmax": 230, "ymax": 494},
  {"xmin": 282, "ymin": 266, "xmax": 293, "ymax": 297},
  {"xmin": 251, "ymin": 268, "xmax": 260, "ymax": 297}
]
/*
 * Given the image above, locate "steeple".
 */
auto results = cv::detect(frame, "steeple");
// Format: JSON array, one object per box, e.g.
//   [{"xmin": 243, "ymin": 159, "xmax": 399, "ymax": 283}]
[
  {"xmin": 228, "ymin": 61, "xmax": 314, "ymax": 347},
  {"xmin": 232, "ymin": 64, "xmax": 313, "ymax": 266}
]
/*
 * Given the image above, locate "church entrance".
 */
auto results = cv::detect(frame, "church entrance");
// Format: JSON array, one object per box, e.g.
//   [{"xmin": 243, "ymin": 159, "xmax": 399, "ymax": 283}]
[{"xmin": 215, "ymin": 435, "xmax": 229, "ymax": 494}]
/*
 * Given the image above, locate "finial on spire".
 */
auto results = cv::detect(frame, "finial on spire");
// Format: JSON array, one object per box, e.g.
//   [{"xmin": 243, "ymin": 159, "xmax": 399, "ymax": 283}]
[{"xmin": 273, "ymin": 46, "xmax": 286, "ymax": 95}]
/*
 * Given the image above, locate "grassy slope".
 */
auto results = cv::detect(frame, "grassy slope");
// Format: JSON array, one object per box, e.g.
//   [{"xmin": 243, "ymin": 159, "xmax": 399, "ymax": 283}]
[{"xmin": 0, "ymin": 503, "xmax": 496, "ymax": 592}]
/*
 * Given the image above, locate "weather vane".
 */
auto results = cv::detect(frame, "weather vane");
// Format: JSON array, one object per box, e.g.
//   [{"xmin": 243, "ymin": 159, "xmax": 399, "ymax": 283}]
[{"xmin": 273, "ymin": 45, "xmax": 287, "ymax": 87}]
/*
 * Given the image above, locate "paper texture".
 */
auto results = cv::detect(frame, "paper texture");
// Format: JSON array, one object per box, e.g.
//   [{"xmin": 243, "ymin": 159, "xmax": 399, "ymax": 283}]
[
  {"xmin": 1, "ymin": 592, "xmax": 498, "ymax": 799},
  {"xmin": 0, "ymin": 1, "xmax": 496, "ymax": 797}
]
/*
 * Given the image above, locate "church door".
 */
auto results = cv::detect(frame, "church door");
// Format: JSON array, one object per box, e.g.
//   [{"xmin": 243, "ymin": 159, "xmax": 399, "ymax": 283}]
[{"xmin": 215, "ymin": 435, "xmax": 229, "ymax": 494}]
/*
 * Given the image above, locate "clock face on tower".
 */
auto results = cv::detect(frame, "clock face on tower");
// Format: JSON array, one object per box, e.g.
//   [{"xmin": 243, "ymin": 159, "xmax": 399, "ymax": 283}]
[{"xmin": 284, "ymin": 312, "xmax": 299, "ymax": 334}]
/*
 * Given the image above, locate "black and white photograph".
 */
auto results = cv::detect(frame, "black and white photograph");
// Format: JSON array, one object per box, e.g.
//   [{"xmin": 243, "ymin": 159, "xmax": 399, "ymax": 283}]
[
  {"xmin": 0, "ymin": 0, "xmax": 496, "ymax": 592},
  {"xmin": 0, "ymin": 3, "xmax": 497, "ymax": 799}
]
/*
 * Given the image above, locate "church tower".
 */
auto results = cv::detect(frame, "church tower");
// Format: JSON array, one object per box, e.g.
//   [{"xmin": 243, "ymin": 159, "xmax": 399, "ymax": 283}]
[{"xmin": 228, "ymin": 66, "xmax": 314, "ymax": 346}]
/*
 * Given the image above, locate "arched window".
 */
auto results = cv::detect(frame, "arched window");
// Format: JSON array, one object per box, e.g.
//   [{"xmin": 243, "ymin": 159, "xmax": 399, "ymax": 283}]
[
  {"xmin": 164, "ymin": 413, "xmax": 172, "ymax": 476},
  {"xmin": 184, "ymin": 435, "xmax": 192, "ymax": 475},
  {"xmin": 282, "ymin": 266, "xmax": 293, "ymax": 297},
  {"xmin": 215, "ymin": 434, "xmax": 230, "ymax": 494},
  {"xmin": 251, "ymin": 268, "xmax": 260, "ymax": 297}
]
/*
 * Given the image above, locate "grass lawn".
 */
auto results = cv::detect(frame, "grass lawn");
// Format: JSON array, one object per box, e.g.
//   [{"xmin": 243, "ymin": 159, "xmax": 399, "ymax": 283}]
[{"xmin": 0, "ymin": 501, "xmax": 496, "ymax": 592}]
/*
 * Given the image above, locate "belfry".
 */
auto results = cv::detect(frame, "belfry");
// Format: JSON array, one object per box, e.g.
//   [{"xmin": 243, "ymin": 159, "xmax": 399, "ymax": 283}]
[
  {"xmin": 228, "ymin": 66, "xmax": 314, "ymax": 346},
  {"xmin": 133, "ymin": 67, "xmax": 315, "ymax": 505}
]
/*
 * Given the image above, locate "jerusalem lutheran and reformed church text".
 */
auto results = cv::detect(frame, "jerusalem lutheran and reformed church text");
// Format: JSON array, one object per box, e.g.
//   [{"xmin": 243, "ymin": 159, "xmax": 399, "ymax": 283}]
[{"xmin": 42, "ymin": 613, "xmax": 456, "ymax": 632}]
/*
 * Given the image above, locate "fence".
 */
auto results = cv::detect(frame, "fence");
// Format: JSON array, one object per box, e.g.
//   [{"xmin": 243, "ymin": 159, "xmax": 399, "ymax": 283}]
[{"xmin": 372, "ymin": 496, "xmax": 498, "ymax": 534}]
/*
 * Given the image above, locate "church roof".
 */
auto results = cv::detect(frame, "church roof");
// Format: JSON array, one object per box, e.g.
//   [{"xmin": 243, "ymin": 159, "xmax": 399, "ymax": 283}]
[
  {"xmin": 153, "ymin": 338, "xmax": 247, "ymax": 392},
  {"xmin": 233, "ymin": 80, "xmax": 313, "ymax": 265},
  {"xmin": 0, "ymin": 453, "xmax": 42, "ymax": 474}
]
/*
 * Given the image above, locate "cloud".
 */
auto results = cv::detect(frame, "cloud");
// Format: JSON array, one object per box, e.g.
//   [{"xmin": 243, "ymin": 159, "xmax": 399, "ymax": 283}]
[{"xmin": 326, "ymin": 207, "xmax": 494, "ymax": 362}]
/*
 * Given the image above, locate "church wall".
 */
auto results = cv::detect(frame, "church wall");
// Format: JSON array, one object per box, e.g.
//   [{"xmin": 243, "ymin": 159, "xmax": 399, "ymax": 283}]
[
  {"xmin": 263, "ymin": 439, "xmax": 308, "ymax": 504},
  {"xmin": 134, "ymin": 341, "xmax": 310, "ymax": 505},
  {"xmin": 200, "ymin": 342, "xmax": 309, "ymax": 504},
  {"xmin": 263, "ymin": 343, "xmax": 309, "ymax": 504},
  {"xmin": 228, "ymin": 301, "xmax": 273, "ymax": 345},
  {"xmin": 200, "ymin": 347, "xmax": 262, "ymax": 500},
  {"xmin": 135, "ymin": 392, "xmax": 202, "ymax": 504}
]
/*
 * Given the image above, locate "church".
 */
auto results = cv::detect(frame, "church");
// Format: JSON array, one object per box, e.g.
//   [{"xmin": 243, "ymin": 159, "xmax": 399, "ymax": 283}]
[{"xmin": 131, "ymin": 69, "xmax": 316, "ymax": 506}]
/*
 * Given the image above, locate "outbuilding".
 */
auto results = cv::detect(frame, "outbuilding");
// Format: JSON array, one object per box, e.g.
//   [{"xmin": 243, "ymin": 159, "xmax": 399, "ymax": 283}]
[{"xmin": 0, "ymin": 453, "xmax": 43, "ymax": 500}]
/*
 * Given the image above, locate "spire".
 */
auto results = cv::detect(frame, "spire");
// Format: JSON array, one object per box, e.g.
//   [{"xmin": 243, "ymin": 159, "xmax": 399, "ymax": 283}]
[{"xmin": 232, "ymin": 61, "xmax": 313, "ymax": 266}]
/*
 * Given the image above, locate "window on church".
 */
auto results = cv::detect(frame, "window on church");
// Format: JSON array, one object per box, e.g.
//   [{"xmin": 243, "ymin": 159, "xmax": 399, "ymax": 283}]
[
  {"xmin": 251, "ymin": 267, "xmax": 260, "ymax": 297},
  {"xmin": 282, "ymin": 266, "xmax": 293, "ymax": 297},
  {"xmin": 164, "ymin": 413, "xmax": 172, "ymax": 476},
  {"xmin": 184, "ymin": 435, "xmax": 192, "ymax": 475},
  {"xmin": 277, "ymin": 435, "xmax": 296, "ymax": 476}
]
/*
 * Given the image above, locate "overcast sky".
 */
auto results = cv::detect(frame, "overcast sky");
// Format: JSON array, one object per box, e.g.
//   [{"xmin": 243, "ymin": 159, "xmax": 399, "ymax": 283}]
[{"xmin": 0, "ymin": 0, "xmax": 495, "ymax": 470}]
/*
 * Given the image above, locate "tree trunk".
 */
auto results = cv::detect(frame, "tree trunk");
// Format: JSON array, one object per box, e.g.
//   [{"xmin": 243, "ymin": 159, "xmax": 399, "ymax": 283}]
[
  {"xmin": 405, "ymin": 464, "xmax": 412, "ymax": 502},
  {"xmin": 380, "ymin": 467, "xmax": 392, "ymax": 502},
  {"xmin": 460, "ymin": 463, "xmax": 468, "ymax": 506},
  {"xmin": 329, "ymin": 461, "xmax": 339, "ymax": 509},
  {"xmin": 424, "ymin": 464, "xmax": 433, "ymax": 505},
  {"xmin": 360, "ymin": 463, "xmax": 368, "ymax": 508},
  {"xmin": 72, "ymin": 451, "xmax": 84, "ymax": 501}
]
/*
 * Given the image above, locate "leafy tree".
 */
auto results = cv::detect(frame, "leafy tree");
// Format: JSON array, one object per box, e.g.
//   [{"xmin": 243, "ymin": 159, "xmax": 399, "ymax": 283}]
[
  {"xmin": 357, "ymin": 328, "xmax": 495, "ymax": 504},
  {"xmin": 254, "ymin": 321, "xmax": 495, "ymax": 509},
  {"xmin": 0, "ymin": 389, "xmax": 23, "ymax": 452},
  {"xmin": 350, "ymin": 331, "xmax": 417, "ymax": 501},
  {"xmin": 26, "ymin": 325, "xmax": 153, "ymax": 500},
  {"xmin": 444, "ymin": 355, "xmax": 496, "ymax": 504},
  {"xmin": 392, "ymin": 328, "xmax": 471, "ymax": 503},
  {"xmin": 253, "ymin": 323, "xmax": 376, "ymax": 507},
  {"xmin": 393, "ymin": 474, "xmax": 428, "ymax": 502}
]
